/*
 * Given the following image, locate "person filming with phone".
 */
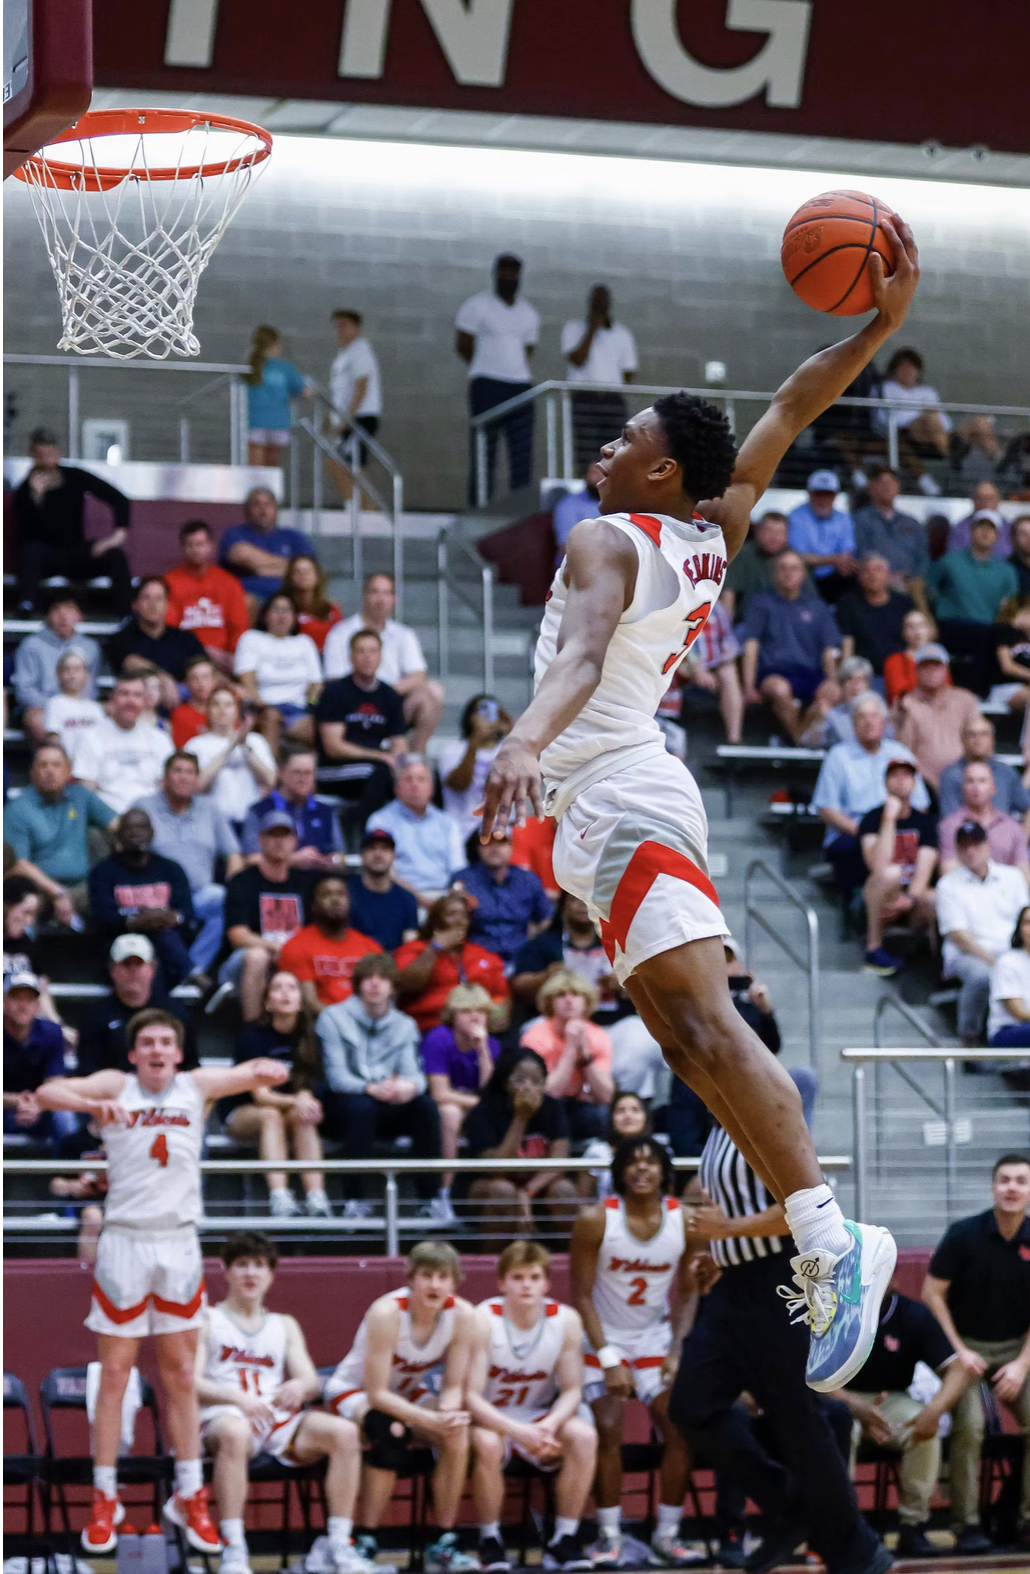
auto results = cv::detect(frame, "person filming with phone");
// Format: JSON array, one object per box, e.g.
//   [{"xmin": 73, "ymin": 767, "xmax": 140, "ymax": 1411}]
[{"xmin": 439, "ymin": 693, "xmax": 514, "ymax": 842}]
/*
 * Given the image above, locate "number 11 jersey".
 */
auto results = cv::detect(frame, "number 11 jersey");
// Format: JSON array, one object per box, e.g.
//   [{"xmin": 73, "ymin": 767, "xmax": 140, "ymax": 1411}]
[{"xmin": 103, "ymin": 1071, "xmax": 204, "ymax": 1230}]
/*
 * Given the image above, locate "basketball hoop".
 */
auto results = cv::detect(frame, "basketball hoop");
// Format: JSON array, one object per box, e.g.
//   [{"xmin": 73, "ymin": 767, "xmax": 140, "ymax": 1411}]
[{"xmin": 13, "ymin": 108, "xmax": 272, "ymax": 359}]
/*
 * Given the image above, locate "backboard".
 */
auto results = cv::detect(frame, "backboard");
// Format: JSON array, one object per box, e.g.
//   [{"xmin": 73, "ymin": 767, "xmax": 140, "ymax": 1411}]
[{"xmin": 4, "ymin": 0, "xmax": 93, "ymax": 179}]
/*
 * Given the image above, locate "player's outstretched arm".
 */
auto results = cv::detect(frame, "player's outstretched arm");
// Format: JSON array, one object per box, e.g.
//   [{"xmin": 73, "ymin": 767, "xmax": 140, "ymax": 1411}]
[
  {"xmin": 703, "ymin": 215, "xmax": 920, "ymax": 560},
  {"xmin": 479, "ymin": 520, "xmax": 637, "ymax": 839},
  {"xmin": 35, "ymin": 1069, "xmax": 127, "ymax": 1123},
  {"xmin": 192, "ymin": 1057, "xmax": 291, "ymax": 1102}
]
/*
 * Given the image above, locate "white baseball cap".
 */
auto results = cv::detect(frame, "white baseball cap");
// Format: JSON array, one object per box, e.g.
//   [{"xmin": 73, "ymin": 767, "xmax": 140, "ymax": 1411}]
[{"xmin": 109, "ymin": 934, "xmax": 156, "ymax": 964}]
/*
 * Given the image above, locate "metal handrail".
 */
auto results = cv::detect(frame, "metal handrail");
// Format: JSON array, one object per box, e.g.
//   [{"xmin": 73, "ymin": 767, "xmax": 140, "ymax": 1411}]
[
  {"xmin": 468, "ymin": 376, "xmax": 1030, "ymax": 498},
  {"xmin": 436, "ymin": 528, "xmax": 495, "ymax": 694},
  {"xmin": 4, "ymin": 1155, "xmax": 851, "ymax": 1257},
  {"xmin": 842, "ymin": 1045, "xmax": 1030, "ymax": 1221},
  {"xmin": 743, "ymin": 858, "xmax": 821, "ymax": 1073}
]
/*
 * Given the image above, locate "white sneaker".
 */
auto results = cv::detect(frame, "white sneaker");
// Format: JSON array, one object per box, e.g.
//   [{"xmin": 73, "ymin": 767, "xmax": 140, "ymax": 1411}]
[
  {"xmin": 327, "ymin": 1540, "xmax": 377, "ymax": 1573},
  {"xmin": 778, "ymin": 1220, "xmax": 897, "ymax": 1391},
  {"xmin": 588, "ymin": 1528, "xmax": 622, "ymax": 1568},
  {"xmin": 269, "ymin": 1187, "xmax": 300, "ymax": 1218},
  {"xmin": 220, "ymin": 1544, "xmax": 252, "ymax": 1574},
  {"xmin": 305, "ymin": 1189, "xmax": 332, "ymax": 1218},
  {"xmin": 419, "ymin": 1193, "xmax": 458, "ymax": 1226},
  {"xmin": 342, "ymin": 1199, "xmax": 375, "ymax": 1225}
]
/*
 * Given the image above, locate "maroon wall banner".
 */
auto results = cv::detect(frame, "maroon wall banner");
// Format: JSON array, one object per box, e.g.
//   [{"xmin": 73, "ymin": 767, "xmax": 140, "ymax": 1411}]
[{"xmin": 93, "ymin": 0, "xmax": 1029, "ymax": 157}]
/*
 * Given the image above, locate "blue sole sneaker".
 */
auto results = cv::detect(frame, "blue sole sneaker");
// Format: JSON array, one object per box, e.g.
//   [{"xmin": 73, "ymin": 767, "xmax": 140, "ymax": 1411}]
[{"xmin": 777, "ymin": 1220, "xmax": 897, "ymax": 1392}]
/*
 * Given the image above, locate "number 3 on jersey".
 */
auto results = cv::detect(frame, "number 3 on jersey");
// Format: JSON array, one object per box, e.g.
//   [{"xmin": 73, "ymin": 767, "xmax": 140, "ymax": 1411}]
[
  {"xmin": 663, "ymin": 600, "xmax": 712, "ymax": 674},
  {"xmin": 149, "ymin": 1133, "xmax": 169, "ymax": 1167}
]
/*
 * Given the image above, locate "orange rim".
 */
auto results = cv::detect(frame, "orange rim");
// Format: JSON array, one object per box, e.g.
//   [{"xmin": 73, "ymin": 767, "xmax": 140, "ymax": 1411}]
[{"xmin": 12, "ymin": 107, "xmax": 272, "ymax": 191}]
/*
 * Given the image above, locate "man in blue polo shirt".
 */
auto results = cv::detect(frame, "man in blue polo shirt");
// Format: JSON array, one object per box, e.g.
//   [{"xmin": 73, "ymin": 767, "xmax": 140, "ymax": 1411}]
[
  {"xmin": 452, "ymin": 832, "xmax": 552, "ymax": 964},
  {"xmin": 218, "ymin": 486, "xmax": 312, "ymax": 605},
  {"xmin": 366, "ymin": 758, "xmax": 464, "ymax": 902},
  {"xmin": 5, "ymin": 741, "xmax": 116, "ymax": 922},
  {"xmin": 788, "ymin": 468, "xmax": 856, "ymax": 603},
  {"xmin": 241, "ymin": 746, "xmax": 343, "ymax": 868},
  {"xmin": 740, "ymin": 552, "xmax": 841, "ymax": 743}
]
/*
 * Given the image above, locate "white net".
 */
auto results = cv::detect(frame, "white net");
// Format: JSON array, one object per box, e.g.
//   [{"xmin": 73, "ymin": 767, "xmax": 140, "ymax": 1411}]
[{"xmin": 17, "ymin": 113, "xmax": 270, "ymax": 360}]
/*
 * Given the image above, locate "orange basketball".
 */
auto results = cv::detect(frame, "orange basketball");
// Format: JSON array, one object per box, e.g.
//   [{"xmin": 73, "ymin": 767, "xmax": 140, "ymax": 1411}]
[{"xmin": 781, "ymin": 189, "xmax": 895, "ymax": 316}]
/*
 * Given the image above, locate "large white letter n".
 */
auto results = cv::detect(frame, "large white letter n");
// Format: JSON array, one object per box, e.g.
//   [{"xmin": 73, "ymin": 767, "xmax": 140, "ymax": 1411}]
[{"xmin": 339, "ymin": 0, "xmax": 515, "ymax": 87}]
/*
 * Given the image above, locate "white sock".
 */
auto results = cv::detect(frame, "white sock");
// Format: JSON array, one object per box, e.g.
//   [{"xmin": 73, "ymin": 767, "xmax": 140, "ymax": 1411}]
[
  {"xmin": 94, "ymin": 1465, "xmax": 117, "ymax": 1498},
  {"xmin": 174, "ymin": 1458, "xmax": 203, "ymax": 1498},
  {"xmin": 220, "ymin": 1520, "xmax": 245, "ymax": 1549},
  {"xmin": 657, "ymin": 1504, "xmax": 681, "ymax": 1537},
  {"xmin": 597, "ymin": 1506, "xmax": 621, "ymax": 1532},
  {"xmin": 784, "ymin": 1183, "xmax": 851, "ymax": 1258},
  {"xmin": 328, "ymin": 1517, "xmax": 353, "ymax": 1548},
  {"xmin": 479, "ymin": 1523, "xmax": 501, "ymax": 1542},
  {"xmin": 551, "ymin": 1518, "xmax": 579, "ymax": 1543}
]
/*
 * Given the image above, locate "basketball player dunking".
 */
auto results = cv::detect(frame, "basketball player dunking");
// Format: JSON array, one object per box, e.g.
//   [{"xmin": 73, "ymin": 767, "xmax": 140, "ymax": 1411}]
[
  {"xmin": 466, "ymin": 1241, "xmax": 597, "ymax": 1572},
  {"xmin": 481, "ymin": 219, "xmax": 921, "ymax": 1392},
  {"xmin": 570, "ymin": 1136, "xmax": 700, "ymax": 1568},
  {"xmin": 37, "ymin": 1008, "xmax": 290, "ymax": 1556},
  {"xmin": 324, "ymin": 1241, "xmax": 479, "ymax": 1574}
]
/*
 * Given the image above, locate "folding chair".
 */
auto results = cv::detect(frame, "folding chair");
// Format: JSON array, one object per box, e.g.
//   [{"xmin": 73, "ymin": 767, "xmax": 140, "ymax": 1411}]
[
  {"xmin": 978, "ymin": 1382, "xmax": 1026, "ymax": 1545},
  {"xmin": 5, "ymin": 1371, "xmax": 49, "ymax": 1563},
  {"xmin": 504, "ymin": 1453, "xmax": 557, "ymax": 1565},
  {"xmin": 40, "ymin": 1365, "xmax": 172, "ymax": 1551}
]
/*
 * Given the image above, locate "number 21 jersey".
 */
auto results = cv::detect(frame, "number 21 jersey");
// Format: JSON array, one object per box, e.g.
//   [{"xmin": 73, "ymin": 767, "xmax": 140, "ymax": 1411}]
[
  {"xmin": 534, "ymin": 511, "xmax": 727, "ymax": 811},
  {"xmin": 103, "ymin": 1072, "xmax": 204, "ymax": 1230}
]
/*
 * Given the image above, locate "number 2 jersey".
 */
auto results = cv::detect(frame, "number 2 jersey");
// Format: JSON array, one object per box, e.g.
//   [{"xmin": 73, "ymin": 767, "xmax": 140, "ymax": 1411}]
[
  {"xmin": 535, "ymin": 510, "xmax": 727, "ymax": 818},
  {"xmin": 478, "ymin": 1296, "xmax": 572, "ymax": 1416},
  {"xmin": 103, "ymin": 1071, "xmax": 204, "ymax": 1231},
  {"xmin": 592, "ymin": 1195, "xmax": 686, "ymax": 1337}
]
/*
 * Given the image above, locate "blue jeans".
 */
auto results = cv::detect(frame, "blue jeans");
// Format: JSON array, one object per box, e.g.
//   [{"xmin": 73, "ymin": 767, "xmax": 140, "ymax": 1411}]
[
  {"xmin": 189, "ymin": 882, "xmax": 226, "ymax": 975},
  {"xmin": 4, "ymin": 1105, "xmax": 80, "ymax": 1152},
  {"xmin": 989, "ymin": 1023, "xmax": 1030, "ymax": 1049}
]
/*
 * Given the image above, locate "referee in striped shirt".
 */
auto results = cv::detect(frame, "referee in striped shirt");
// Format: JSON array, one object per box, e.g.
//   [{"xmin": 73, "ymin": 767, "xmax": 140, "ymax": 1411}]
[{"xmin": 670, "ymin": 1121, "xmax": 890, "ymax": 1574}]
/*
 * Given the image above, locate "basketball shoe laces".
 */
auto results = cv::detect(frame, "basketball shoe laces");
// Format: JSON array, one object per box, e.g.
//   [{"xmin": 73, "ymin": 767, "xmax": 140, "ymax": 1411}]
[{"xmin": 775, "ymin": 1255, "xmax": 838, "ymax": 1337}]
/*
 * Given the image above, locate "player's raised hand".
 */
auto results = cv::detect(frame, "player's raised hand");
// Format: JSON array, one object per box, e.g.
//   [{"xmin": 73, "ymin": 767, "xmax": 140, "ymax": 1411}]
[
  {"xmin": 478, "ymin": 736, "xmax": 544, "ymax": 841},
  {"xmin": 91, "ymin": 1099, "xmax": 129, "ymax": 1127},
  {"xmin": 248, "ymin": 1058, "xmax": 292, "ymax": 1088},
  {"xmin": 870, "ymin": 214, "xmax": 919, "ymax": 330}
]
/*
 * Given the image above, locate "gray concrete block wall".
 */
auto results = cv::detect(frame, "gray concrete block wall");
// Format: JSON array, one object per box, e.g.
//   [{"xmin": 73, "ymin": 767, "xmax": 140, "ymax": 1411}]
[{"xmin": 5, "ymin": 136, "xmax": 1029, "ymax": 507}]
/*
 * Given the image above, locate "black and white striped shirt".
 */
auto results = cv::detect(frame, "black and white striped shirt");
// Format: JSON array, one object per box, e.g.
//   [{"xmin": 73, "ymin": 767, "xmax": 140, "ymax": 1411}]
[{"xmin": 698, "ymin": 1125, "xmax": 785, "ymax": 1268}]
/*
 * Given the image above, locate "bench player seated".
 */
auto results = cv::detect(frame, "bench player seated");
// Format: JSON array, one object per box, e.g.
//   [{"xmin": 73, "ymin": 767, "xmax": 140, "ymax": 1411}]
[
  {"xmin": 570, "ymin": 1136, "xmax": 701, "ymax": 1569},
  {"xmin": 325, "ymin": 1241, "xmax": 479, "ymax": 1572},
  {"xmin": 195, "ymin": 1232, "xmax": 373, "ymax": 1574},
  {"xmin": 467, "ymin": 1241, "xmax": 598, "ymax": 1572},
  {"xmin": 35, "ymin": 1009, "xmax": 290, "ymax": 1557}
]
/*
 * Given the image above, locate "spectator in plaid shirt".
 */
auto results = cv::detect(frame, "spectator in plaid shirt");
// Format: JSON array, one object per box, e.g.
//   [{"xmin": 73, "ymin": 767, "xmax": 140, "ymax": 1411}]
[{"xmin": 682, "ymin": 603, "xmax": 744, "ymax": 742}]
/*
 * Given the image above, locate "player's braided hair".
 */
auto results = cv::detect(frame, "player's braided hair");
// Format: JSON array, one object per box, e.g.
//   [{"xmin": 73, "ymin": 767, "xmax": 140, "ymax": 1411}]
[{"xmin": 652, "ymin": 391, "xmax": 737, "ymax": 503}]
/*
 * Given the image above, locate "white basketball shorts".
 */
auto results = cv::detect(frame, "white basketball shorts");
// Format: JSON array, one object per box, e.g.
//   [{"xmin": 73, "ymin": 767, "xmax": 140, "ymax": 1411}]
[
  {"xmin": 200, "ymin": 1403, "xmax": 306, "ymax": 1463},
  {"xmin": 582, "ymin": 1323, "xmax": 673, "ymax": 1405},
  {"xmin": 86, "ymin": 1225, "xmax": 206, "ymax": 1338},
  {"xmin": 552, "ymin": 749, "xmax": 728, "ymax": 986}
]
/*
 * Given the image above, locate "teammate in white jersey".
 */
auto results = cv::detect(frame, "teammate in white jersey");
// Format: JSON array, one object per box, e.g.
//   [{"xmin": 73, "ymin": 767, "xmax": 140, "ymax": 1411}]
[
  {"xmin": 467, "ymin": 1241, "xmax": 596, "ymax": 1572},
  {"xmin": 325, "ymin": 1241, "xmax": 479, "ymax": 1574},
  {"xmin": 571, "ymin": 1137, "xmax": 699, "ymax": 1568},
  {"xmin": 196, "ymin": 1232, "xmax": 372, "ymax": 1574},
  {"xmin": 36, "ymin": 1008, "xmax": 289, "ymax": 1558},
  {"xmin": 481, "ymin": 223, "xmax": 923, "ymax": 1395}
]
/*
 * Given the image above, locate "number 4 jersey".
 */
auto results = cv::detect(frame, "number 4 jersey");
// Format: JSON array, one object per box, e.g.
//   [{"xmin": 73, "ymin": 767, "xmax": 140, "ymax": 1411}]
[
  {"xmin": 535, "ymin": 510, "xmax": 727, "ymax": 819},
  {"xmin": 102, "ymin": 1071, "xmax": 204, "ymax": 1229}
]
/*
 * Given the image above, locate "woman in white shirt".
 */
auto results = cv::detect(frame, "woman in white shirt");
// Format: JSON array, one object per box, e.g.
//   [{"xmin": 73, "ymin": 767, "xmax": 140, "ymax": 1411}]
[
  {"xmin": 439, "ymin": 692, "xmax": 513, "ymax": 841},
  {"xmin": 988, "ymin": 906, "xmax": 1030, "ymax": 1051},
  {"xmin": 43, "ymin": 649, "xmax": 105, "ymax": 757},
  {"xmin": 234, "ymin": 591, "xmax": 322, "ymax": 753},
  {"xmin": 189, "ymin": 685, "xmax": 277, "ymax": 834},
  {"xmin": 875, "ymin": 346, "xmax": 953, "ymax": 495}
]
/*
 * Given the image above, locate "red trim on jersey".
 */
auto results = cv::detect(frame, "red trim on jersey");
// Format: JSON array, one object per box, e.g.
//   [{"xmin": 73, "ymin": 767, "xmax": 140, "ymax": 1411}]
[
  {"xmin": 396, "ymin": 1295, "xmax": 409, "ymax": 1310},
  {"xmin": 599, "ymin": 840, "xmax": 721, "ymax": 963},
  {"xmin": 328, "ymin": 1388, "xmax": 360, "ymax": 1413},
  {"xmin": 628, "ymin": 513, "xmax": 662, "ymax": 547},
  {"xmin": 444, "ymin": 1296, "xmax": 455, "ymax": 1309},
  {"xmin": 545, "ymin": 1302, "xmax": 559, "ymax": 1316},
  {"xmin": 491, "ymin": 1303, "xmax": 504, "ymax": 1316},
  {"xmin": 91, "ymin": 1280, "xmax": 149, "ymax": 1325},
  {"xmin": 604, "ymin": 1197, "xmax": 619, "ymax": 1210},
  {"xmin": 584, "ymin": 1352, "xmax": 666, "ymax": 1370},
  {"xmin": 665, "ymin": 1196, "xmax": 679, "ymax": 1211},
  {"xmin": 152, "ymin": 1282, "xmax": 205, "ymax": 1319}
]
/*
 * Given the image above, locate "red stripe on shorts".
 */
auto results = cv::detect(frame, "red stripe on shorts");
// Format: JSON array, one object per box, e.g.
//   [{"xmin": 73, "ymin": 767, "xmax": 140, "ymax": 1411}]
[
  {"xmin": 91, "ymin": 1279, "xmax": 150, "ymax": 1325},
  {"xmin": 599, "ymin": 840, "xmax": 720, "ymax": 963},
  {"xmin": 152, "ymin": 1281, "xmax": 206, "ymax": 1319}
]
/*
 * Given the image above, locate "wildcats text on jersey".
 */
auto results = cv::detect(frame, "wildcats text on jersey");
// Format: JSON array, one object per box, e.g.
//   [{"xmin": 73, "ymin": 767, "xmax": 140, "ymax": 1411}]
[
  {"xmin": 219, "ymin": 1345, "xmax": 276, "ymax": 1368},
  {"xmin": 126, "ymin": 1108, "xmax": 192, "ymax": 1128},
  {"xmin": 608, "ymin": 1255, "xmax": 674, "ymax": 1274}
]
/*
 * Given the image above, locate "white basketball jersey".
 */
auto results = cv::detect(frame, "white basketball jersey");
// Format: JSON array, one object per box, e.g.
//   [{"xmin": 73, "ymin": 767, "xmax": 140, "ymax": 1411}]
[
  {"xmin": 329, "ymin": 1288, "xmax": 456, "ymax": 1404},
  {"xmin": 592, "ymin": 1196, "xmax": 685, "ymax": 1336},
  {"xmin": 478, "ymin": 1296, "xmax": 569, "ymax": 1415},
  {"xmin": 202, "ymin": 1304, "xmax": 288, "ymax": 1399},
  {"xmin": 535, "ymin": 511, "xmax": 728, "ymax": 808},
  {"xmin": 103, "ymin": 1072, "xmax": 205, "ymax": 1230}
]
